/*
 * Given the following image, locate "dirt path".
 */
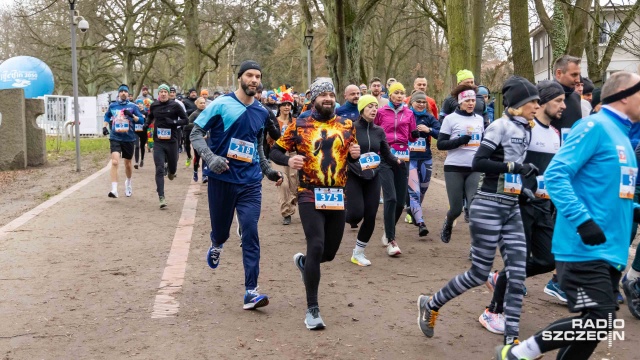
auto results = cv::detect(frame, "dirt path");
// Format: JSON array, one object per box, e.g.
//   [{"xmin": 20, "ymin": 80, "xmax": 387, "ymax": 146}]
[{"xmin": 0, "ymin": 151, "xmax": 638, "ymax": 359}]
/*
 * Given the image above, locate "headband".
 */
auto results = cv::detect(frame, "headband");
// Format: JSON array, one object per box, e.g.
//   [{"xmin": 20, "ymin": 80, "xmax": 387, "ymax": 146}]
[
  {"xmin": 458, "ymin": 90, "xmax": 476, "ymax": 104},
  {"xmin": 602, "ymin": 81, "xmax": 640, "ymax": 105}
]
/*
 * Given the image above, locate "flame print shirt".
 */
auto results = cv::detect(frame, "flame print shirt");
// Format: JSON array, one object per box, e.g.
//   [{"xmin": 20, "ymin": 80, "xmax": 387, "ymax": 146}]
[{"xmin": 275, "ymin": 113, "xmax": 357, "ymax": 203}]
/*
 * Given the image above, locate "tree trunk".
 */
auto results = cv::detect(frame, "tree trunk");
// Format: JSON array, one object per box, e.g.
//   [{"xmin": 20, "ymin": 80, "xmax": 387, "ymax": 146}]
[
  {"xmin": 182, "ymin": 0, "xmax": 201, "ymax": 91},
  {"xmin": 469, "ymin": 0, "xmax": 486, "ymax": 79},
  {"xmin": 509, "ymin": 0, "xmax": 534, "ymax": 82},
  {"xmin": 446, "ymin": 0, "xmax": 469, "ymax": 86},
  {"xmin": 565, "ymin": 0, "xmax": 590, "ymax": 57}
]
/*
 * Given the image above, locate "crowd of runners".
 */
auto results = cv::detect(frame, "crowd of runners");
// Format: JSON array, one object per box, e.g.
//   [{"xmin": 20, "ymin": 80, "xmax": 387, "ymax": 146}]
[{"xmin": 101, "ymin": 56, "xmax": 640, "ymax": 359}]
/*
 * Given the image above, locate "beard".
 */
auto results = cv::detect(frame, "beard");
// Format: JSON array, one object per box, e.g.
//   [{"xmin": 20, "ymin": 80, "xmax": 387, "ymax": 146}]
[
  {"xmin": 240, "ymin": 80, "xmax": 257, "ymax": 97},
  {"xmin": 545, "ymin": 107, "xmax": 563, "ymax": 120},
  {"xmin": 314, "ymin": 100, "xmax": 335, "ymax": 119}
]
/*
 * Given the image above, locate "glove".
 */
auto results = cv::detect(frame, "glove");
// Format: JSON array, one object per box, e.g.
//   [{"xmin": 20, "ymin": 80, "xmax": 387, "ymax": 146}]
[
  {"xmin": 410, "ymin": 129, "xmax": 420, "ymax": 139},
  {"xmin": 521, "ymin": 188, "xmax": 536, "ymax": 203},
  {"xmin": 102, "ymin": 127, "xmax": 109, "ymax": 136},
  {"xmin": 634, "ymin": 208, "xmax": 640, "ymax": 223},
  {"xmin": 513, "ymin": 163, "xmax": 539, "ymax": 178},
  {"xmin": 457, "ymin": 135, "xmax": 471, "ymax": 145},
  {"xmin": 123, "ymin": 109, "xmax": 133, "ymax": 117},
  {"xmin": 266, "ymin": 169, "xmax": 283, "ymax": 182},
  {"xmin": 577, "ymin": 219, "xmax": 606, "ymax": 246},
  {"xmin": 203, "ymin": 153, "xmax": 229, "ymax": 174}
]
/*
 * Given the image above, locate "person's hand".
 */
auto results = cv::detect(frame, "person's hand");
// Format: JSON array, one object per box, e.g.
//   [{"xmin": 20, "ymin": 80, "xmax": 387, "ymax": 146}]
[
  {"xmin": 577, "ymin": 219, "xmax": 606, "ymax": 246},
  {"xmin": 288, "ymin": 155, "xmax": 305, "ymax": 170},
  {"xmin": 349, "ymin": 143, "xmax": 361, "ymax": 159},
  {"xmin": 417, "ymin": 124, "xmax": 430, "ymax": 133},
  {"xmin": 208, "ymin": 156, "xmax": 229, "ymax": 174},
  {"xmin": 102, "ymin": 127, "xmax": 109, "ymax": 136},
  {"xmin": 274, "ymin": 171, "xmax": 284, "ymax": 186},
  {"xmin": 458, "ymin": 134, "xmax": 471, "ymax": 145},
  {"xmin": 513, "ymin": 163, "xmax": 539, "ymax": 178},
  {"xmin": 123, "ymin": 109, "xmax": 133, "ymax": 117}
]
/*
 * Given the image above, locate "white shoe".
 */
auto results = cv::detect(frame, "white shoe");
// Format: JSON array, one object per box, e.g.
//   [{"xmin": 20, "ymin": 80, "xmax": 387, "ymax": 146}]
[
  {"xmin": 386, "ymin": 240, "xmax": 402, "ymax": 256},
  {"xmin": 125, "ymin": 181, "xmax": 132, "ymax": 197},
  {"xmin": 381, "ymin": 233, "xmax": 389, "ymax": 246},
  {"xmin": 351, "ymin": 249, "xmax": 371, "ymax": 266},
  {"xmin": 478, "ymin": 308, "xmax": 505, "ymax": 334},
  {"xmin": 108, "ymin": 190, "xmax": 118, "ymax": 198}
]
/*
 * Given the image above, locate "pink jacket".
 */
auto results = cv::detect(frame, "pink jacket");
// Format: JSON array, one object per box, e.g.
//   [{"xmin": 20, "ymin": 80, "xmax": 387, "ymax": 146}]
[{"xmin": 374, "ymin": 103, "xmax": 418, "ymax": 151}]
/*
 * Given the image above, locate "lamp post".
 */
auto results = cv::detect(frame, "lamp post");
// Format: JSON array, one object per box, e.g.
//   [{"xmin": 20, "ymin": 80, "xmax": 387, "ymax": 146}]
[
  {"xmin": 68, "ymin": 0, "xmax": 88, "ymax": 172},
  {"xmin": 304, "ymin": 34, "xmax": 314, "ymax": 89},
  {"xmin": 231, "ymin": 64, "xmax": 239, "ymax": 90}
]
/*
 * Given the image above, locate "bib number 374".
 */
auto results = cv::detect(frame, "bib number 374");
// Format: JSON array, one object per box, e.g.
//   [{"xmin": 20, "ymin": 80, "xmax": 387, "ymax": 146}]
[{"xmin": 314, "ymin": 188, "xmax": 344, "ymax": 210}]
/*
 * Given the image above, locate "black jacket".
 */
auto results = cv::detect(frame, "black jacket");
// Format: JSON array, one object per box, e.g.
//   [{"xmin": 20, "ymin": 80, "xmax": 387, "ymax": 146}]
[
  {"xmin": 348, "ymin": 117, "xmax": 397, "ymax": 180},
  {"xmin": 182, "ymin": 97, "xmax": 198, "ymax": 116},
  {"xmin": 550, "ymin": 81, "xmax": 582, "ymax": 131},
  {"xmin": 145, "ymin": 100, "xmax": 189, "ymax": 143},
  {"xmin": 439, "ymin": 94, "xmax": 487, "ymax": 124}
]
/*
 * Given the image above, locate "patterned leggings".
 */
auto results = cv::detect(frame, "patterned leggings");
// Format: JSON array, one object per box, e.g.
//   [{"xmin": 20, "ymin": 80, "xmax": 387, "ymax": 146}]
[
  {"xmin": 429, "ymin": 197, "xmax": 527, "ymax": 338},
  {"xmin": 408, "ymin": 159, "xmax": 432, "ymax": 224}
]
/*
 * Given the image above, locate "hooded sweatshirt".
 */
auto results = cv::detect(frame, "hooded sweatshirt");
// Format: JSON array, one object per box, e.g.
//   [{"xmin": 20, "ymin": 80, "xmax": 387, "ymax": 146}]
[{"xmin": 373, "ymin": 102, "xmax": 418, "ymax": 156}]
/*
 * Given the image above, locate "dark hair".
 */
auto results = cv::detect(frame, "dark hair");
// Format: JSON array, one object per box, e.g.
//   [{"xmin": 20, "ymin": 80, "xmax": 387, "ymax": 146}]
[
  {"xmin": 370, "ymin": 77, "xmax": 382, "ymax": 85},
  {"xmin": 553, "ymin": 55, "xmax": 581, "ymax": 73},
  {"xmin": 451, "ymin": 84, "xmax": 477, "ymax": 98}
]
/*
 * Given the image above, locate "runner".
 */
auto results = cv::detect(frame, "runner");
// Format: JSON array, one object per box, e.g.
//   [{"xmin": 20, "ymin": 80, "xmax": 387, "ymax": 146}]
[
  {"xmin": 269, "ymin": 77, "xmax": 360, "ymax": 329},
  {"xmin": 133, "ymin": 99, "xmax": 148, "ymax": 169},
  {"xmin": 418, "ymin": 76, "xmax": 540, "ymax": 346},
  {"xmin": 439, "ymin": 69, "xmax": 487, "ymax": 121},
  {"xmin": 187, "ymin": 97, "xmax": 206, "ymax": 181},
  {"xmin": 407, "ymin": 91, "xmax": 440, "ymax": 237},
  {"xmin": 359, "ymin": 83, "xmax": 367, "ymax": 94},
  {"xmin": 136, "ymin": 86, "xmax": 153, "ymax": 101},
  {"xmin": 271, "ymin": 91, "xmax": 298, "ymax": 225},
  {"xmin": 369, "ymin": 77, "xmax": 388, "ymax": 108},
  {"xmin": 580, "ymin": 77, "xmax": 595, "ymax": 118},
  {"xmin": 375, "ymin": 81, "xmax": 418, "ymax": 256},
  {"xmin": 495, "ymin": 71, "xmax": 640, "ymax": 360},
  {"xmin": 479, "ymin": 80, "xmax": 563, "ymax": 337},
  {"xmin": 436, "ymin": 84, "xmax": 484, "ymax": 243},
  {"xmin": 145, "ymin": 84, "xmax": 189, "ymax": 208},
  {"xmin": 102, "ymin": 84, "xmax": 145, "ymax": 198},
  {"xmin": 403, "ymin": 76, "xmax": 439, "ymax": 117},
  {"xmin": 335, "ymin": 85, "xmax": 360, "ymax": 121},
  {"xmin": 345, "ymin": 94, "xmax": 399, "ymax": 266},
  {"xmin": 190, "ymin": 60, "xmax": 283, "ymax": 310}
]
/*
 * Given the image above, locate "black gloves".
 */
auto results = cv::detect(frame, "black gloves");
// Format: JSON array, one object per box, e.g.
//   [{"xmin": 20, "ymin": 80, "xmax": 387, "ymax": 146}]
[
  {"xmin": 266, "ymin": 170, "xmax": 283, "ymax": 182},
  {"xmin": 123, "ymin": 109, "xmax": 133, "ymax": 117},
  {"xmin": 577, "ymin": 219, "xmax": 606, "ymax": 246},
  {"xmin": 513, "ymin": 163, "xmax": 539, "ymax": 178},
  {"xmin": 102, "ymin": 127, "xmax": 109, "ymax": 136},
  {"xmin": 634, "ymin": 208, "xmax": 640, "ymax": 223},
  {"xmin": 457, "ymin": 135, "xmax": 471, "ymax": 146},
  {"xmin": 411, "ymin": 129, "xmax": 420, "ymax": 139}
]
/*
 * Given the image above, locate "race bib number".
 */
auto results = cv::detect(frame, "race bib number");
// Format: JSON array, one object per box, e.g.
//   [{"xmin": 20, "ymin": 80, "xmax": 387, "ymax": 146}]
[
  {"xmin": 535, "ymin": 176, "xmax": 549, "ymax": 199},
  {"xmin": 157, "ymin": 128, "xmax": 171, "ymax": 140},
  {"xmin": 620, "ymin": 166, "xmax": 637, "ymax": 199},
  {"xmin": 314, "ymin": 188, "xmax": 344, "ymax": 210},
  {"xmin": 408, "ymin": 138, "xmax": 427, "ymax": 152},
  {"xmin": 466, "ymin": 132, "xmax": 482, "ymax": 147},
  {"xmin": 391, "ymin": 149, "xmax": 410, "ymax": 162},
  {"xmin": 561, "ymin": 128, "xmax": 570, "ymax": 144},
  {"xmin": 113, "ymin": 115, "xmax": 129, "ymax": 133},
  {"xmin": 135, "ymin": 124, "xmax": 144, "ymax": 132},
  {"xmin": 227, "ymin": 137, "xmax": 255, "ymax": 163},
  {"xmin": 360, "ymin": 152, "xmax": 381, "ymax": 170},
  {"xmin": 501, "ymin": 173, "xmax": 522, "ymax": 195}
]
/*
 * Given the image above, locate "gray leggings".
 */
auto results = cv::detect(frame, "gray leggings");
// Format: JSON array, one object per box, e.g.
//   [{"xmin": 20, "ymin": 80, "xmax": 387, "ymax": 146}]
[{"xmin": 444, "ymin": 170, "xmax": 480, "ymax": 223}]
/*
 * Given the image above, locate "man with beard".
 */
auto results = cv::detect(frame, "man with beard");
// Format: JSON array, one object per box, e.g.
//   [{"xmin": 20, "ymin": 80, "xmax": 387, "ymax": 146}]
[
  {"xmin": 183, "ymin": 88, "xmax": 198, "ymax": 116},
  {"xmin": 335, "ymin": 84, "xmax": 361, "ymax": 120},
  {"xmin": 190, "ymin": 60, "xmax": 283, "ymax": 310},
  {"xmin": 269, "ymin": 77, "xmax": 361, "ymax": 330},
  {"xmin": 551, "ymin": 55, "xmax": 582, "ymax": 142},
  {"xmin": 370, "ymin": 77, "xmax": 388, "ymax": 108},
  {"xmin": 264, "ymin": 90, "xmax": 279, "ymax": 116}
]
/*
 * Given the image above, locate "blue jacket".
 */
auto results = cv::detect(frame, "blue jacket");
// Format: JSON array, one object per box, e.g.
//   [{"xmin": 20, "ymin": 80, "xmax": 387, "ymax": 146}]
[
  {"xmin": 629, "ymin": 122, "xmax": 640, "ymax": 184},
  {"xmin": 104, "ymin": 100, "xmax": 144, "ymax": 142},
  {"xmin": 546, "ymin": 107, "xmax": 639, "ymax": 270},
  {"xmin": 410, "ymin": 110, "xmax": 440, "ymax": 161},
  {"xmin": 335, "ymin": 101, "xmax": 359, "ymax": 121}
]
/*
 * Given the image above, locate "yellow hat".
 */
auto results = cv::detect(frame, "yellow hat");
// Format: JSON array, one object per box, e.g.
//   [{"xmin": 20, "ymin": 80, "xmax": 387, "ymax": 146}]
[
  {"xmin": 456, "ymin": 69, "xmax": 474, "ymax": 84},
  {"xmin": 387, "ymin": 82, "xmax": 405, "ymax": 96},
  {"xmin": 358, "ymin": 94, "xmax": 378, "ymax": 113}
]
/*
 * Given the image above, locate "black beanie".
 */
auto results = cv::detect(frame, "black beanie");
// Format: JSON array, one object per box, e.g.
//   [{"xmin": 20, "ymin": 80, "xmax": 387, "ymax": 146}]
[
  {"xmin": 582, "ymin": 77, "xmax": 595, "ymax": 95},
  {"xmin": 502, "ymin": 76, "xmax": 539, "ymax": 109},
  {"xmin": 591, "ymin": 88, "xmax": 602, "ymax": 108},
  {"xmin": 237, "ymin": 60, "xmax": 261, "ymax": 78},
  {"xmin": 536, "ymin": 80, "xmax": 564, "ymax": 105}
]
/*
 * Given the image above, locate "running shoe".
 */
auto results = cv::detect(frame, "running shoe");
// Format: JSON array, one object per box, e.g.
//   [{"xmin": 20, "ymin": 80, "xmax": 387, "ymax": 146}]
[
  {"xmin": 185, "ymin": 157, "xmax": 192, "ymax": 167},
  {"xmin": 108, "ymin": 190, "xmax": 118, "ymax": 198},
  {"xmin": 283, "ymin": 216, "xmax": 291, "ymax": 225},
  {"xmin": 405, "ymin": 213, "xmax": 414, "ymax": 224},
  {"xmin": 479, "ymin": 308, "xmax": 505, "ymax": 334},
  {"xmin": 305, "ymin": 306, "xmax": 326, "ymax": 330},
  {"xmin": 159, "ymin": 196, "xmax": 167, "ymax": 209},
  {"xmin": 193, "ymin": 171, "xmax": 198, "ymax": 182},
  {"xmin": 351, "ymin": 248, "xmax": 371, "ymax": 266},
  {"xmin": 440, "ymin": 217, "xmax": 452, "ymax": 243},
  {"xmin": 243, "ymin": 287, "xmax": 269, "ymax": 310},
  {"xmin": 486, "ymin": 270, "xmax": 499, "ymax": 292},
  {"xmin": 543, "ymin": 279, "xmax": 567, "ymax": 302},
  {"xmin": 168, "ymin": 173, "xmax": 176, "ymax": 181},
  {"xmin": 140, "ymin": 160, "xmax": 144, "ymax": 167},
  {"xmin": 418, "ymin": 222, "xmax": 429, "ymax": 237},
  {"xmin": 202, "ymin": 176, "xmax": 208, "ymax": 184},
  {"xmin": 387, "ymin": 240, "xmax": 401, "ymax": 256},
  {"xmin": 494, "ymin": 344, "xmax": 520, "ymax": 360},
  {"xmin": 617, "ymin": 292, "xmax": 624, "ymax": 304},
  {"xmin": 134, "ymin": 163, "xmax": 139, "ymax": 169},
  {"xmin": 293, "ymin": 252, "xmax": 305, "ymax": 282},
  {"xmin": 381, "ymin": 233, "xmax": 389, "ymax": 246},
  {"xmin": 125, "ymin": 181, "xmax": 132, "ymax": 197},
  {"xmin": 206, "ymin": 244, "xmax": 223, "ymax": 269},
  {"xmin": 622, "ymin": 277, "xmax": 640, "ymax": 319},
  {"xmin": 416, "ymin": 295, "xmax": 438, "ymax": 338}
]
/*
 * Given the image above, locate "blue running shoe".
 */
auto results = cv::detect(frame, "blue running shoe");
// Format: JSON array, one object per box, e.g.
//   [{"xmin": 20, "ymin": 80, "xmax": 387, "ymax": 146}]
[
  {"xmin": 243, "ymin": 287, "xmax": 269, "ymax": 310},
  {"xmin": 206, "ymin": 244, "xmax": 223, "ymax": 269},
  {"xmin": 544, "ymin": 279, "xmax": 567, "ymax": 302},
  {"xmin": 193, "ymin": 171, "xmax": 198, "ymax": 182}
]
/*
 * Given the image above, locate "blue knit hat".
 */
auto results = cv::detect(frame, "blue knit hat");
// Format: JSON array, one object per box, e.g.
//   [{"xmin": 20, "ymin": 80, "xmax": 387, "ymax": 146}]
[{"xmin": 118, "ymin": 84, "xmax": 129, "ymax": 93}]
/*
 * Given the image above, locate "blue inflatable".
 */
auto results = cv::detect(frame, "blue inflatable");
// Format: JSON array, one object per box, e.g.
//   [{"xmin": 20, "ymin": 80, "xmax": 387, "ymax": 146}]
[{"xmin": 0, "ymin": 56, "xmax": 55, "ymax": 98}]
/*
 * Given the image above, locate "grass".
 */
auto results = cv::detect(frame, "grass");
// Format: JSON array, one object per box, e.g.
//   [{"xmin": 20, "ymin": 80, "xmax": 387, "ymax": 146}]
[{"xmin": 46, "ymin": 137, "xmax": 110, "ymax": 155}]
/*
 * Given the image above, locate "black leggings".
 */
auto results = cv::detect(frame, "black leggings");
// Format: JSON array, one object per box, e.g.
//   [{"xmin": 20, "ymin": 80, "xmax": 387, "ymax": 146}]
[
  {"xmin": 345, "ymin": 173, "xmax": 381, "ymax": 243},
  {"xmin": 153, "ymin": 141, "xmax": 178, "ymax": 197},
  {"xmin": 134, "ymin": 131, "xmax": 148, "ymax": 164},
  {"xmin": 184, "ymin": 129, "xmax": 192, "ymax": 159},
  {"xmin": 299, "ymin": 202, "xmax": 345, "ymax": 308},
  {"xmin": 379, "ymin": 160, "xmax": 409, "ymax": 241}
]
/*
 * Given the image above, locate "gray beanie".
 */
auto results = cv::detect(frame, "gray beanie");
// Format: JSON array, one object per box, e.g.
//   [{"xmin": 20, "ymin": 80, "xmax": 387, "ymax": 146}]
[
  {"xmin": 536, "ymin": 80, "xmax": 565, "ymax": 105},
  {"xmin": 310, "ymin": 77, "xmax": 335, "ymax": 103},
  {"xmin": 410, "ymin": 91, "xmax": 427, "ymax": 104}
]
